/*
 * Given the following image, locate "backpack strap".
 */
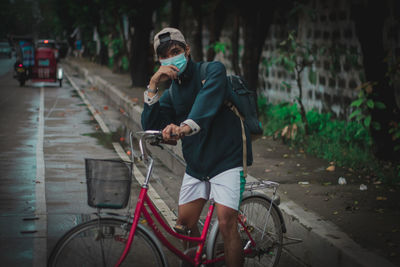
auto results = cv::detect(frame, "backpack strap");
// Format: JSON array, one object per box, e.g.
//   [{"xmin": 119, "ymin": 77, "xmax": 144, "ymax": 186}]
[{"xmin": 226, "ymin": 101, "xmax": 247, "ymax": 178}]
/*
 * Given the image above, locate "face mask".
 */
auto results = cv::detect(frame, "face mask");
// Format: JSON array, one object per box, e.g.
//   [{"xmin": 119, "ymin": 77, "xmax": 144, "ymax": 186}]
[{"xmin": 160, "ymin": 52, "xmax": 188, "ymax": 75}]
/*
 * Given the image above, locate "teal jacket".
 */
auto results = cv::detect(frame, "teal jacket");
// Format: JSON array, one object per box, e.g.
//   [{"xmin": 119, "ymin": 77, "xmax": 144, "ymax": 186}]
[{"xmin": 141, "ymin": 59, "xmax": 252, "ymax": 181}]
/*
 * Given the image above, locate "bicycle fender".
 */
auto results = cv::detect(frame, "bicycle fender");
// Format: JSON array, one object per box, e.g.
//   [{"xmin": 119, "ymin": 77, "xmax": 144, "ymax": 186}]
[
  {"xmin": 242, "ymin": 191, "xmax": 287, "ymax": 233},
  {"xmin": 205, "ymin": 219, "xmax": 220, "ymax": 262},
  {"xmin": 136, "ymin": 223, "xmax": 170, "ymax": 267}
]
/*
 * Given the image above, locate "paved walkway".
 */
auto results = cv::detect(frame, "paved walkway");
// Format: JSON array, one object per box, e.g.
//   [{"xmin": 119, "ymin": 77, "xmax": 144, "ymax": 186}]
[{"xmin": 61, "ymin": 57, "xmax": 399, "ymax": 267}]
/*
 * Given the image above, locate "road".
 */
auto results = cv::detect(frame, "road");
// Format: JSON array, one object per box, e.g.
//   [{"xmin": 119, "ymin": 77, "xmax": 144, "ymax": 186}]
[{"xmin": 0, "ymin": 58, "xmax": 303, "ymax": 267}]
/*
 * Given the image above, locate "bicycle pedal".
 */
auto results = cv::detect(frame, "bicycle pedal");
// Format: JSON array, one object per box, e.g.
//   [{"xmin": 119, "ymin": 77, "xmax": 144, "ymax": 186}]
[{"xmin": 174, "ymin": 224, "xmax": 189, "ymax": 235}]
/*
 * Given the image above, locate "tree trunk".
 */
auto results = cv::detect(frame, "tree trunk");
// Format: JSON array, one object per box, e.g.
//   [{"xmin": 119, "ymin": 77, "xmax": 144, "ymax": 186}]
[
  {"xmin": 231, "ymin": 13, "xmax": 241, "ymax": 76},
  {"xmin": 206, "ymin": 0, "xmax": 227, "ymax": 61},
  {"xmin": 189, "ymin": 1, "xmax": 203, "ymax": 62},
  {"xmin": 240, "ymin": 6, "xmax": 274, "ymax": 114},
  {"xmin": 170, "ymin": 0, "xmax": 181, "ymax": 28},
  {"xmin": 351, "ymin": 0, "xmax": 397, "ymax": 159},
  {"xmin": 129, "ymin": 5, "xmax": 156, "ymax": 87}
]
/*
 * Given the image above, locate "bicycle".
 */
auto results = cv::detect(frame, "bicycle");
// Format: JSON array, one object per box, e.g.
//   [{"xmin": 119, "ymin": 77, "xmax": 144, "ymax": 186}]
[{"xmin": 48, "ymin": 130, "xmax": 287, "ymax": 267}]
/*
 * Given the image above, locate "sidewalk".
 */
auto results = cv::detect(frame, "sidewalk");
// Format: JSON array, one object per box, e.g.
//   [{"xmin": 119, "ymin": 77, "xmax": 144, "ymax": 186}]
[{"xmin": 61, "ymin": 57, "xmax": 399, "ymax": 267}]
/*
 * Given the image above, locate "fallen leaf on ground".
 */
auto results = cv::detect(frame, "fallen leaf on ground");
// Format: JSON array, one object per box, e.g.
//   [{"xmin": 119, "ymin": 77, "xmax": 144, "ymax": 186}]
[
  {"xmin": 333, "ymin": 211, "xmax": 339, "ymax": 215},
  {"xmin": 326, "ymin": 165, "xmax": 335, "ymax": 172},
  {"xmin": 298, "ymin": 181, "xmax": 309, "ymax": 185},
  {"xmin": 375, "ymin": 208, "xmax": 385, "ymax": 213},
  {"xmin": 376, "ymin": 196, "xmax": 387, "ymax": 201},
  {"xmin": 103, "ymin": 106, "xmax": 109, "ymax": 110},
  {"xmin": 283, "ymin": 154, "xmax": 289, "ymax": 158}
]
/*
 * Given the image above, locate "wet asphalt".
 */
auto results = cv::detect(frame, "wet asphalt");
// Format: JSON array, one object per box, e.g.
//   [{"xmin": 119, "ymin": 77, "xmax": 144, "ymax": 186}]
[{"xmin": 0, "ymin": 58, "xmax": 117, "ymax": 266}]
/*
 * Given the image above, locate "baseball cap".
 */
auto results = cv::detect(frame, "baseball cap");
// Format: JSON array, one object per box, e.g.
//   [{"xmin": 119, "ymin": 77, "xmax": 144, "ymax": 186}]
[{"xmin": 153, "ymin": 27, "xmax": 186, "ymax": 54}]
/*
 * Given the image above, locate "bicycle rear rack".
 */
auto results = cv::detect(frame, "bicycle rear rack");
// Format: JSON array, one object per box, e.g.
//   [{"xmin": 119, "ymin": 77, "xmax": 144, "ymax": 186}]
[{"xmin": 245, "ymin": 180, "xmax": 279, "ymax": 191}]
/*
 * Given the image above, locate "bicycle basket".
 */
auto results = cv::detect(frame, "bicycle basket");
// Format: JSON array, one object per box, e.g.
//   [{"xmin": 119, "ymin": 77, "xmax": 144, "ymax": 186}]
[{"xmin": 85, "ymin": 158, "xmax": 133, "ymax": 209}]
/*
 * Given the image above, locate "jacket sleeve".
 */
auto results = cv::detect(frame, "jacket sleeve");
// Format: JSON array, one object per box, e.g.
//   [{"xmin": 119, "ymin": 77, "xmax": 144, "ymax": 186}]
[
  {"xmin": 186, "ymin": 61, "xmax": 227, "ymax": 131},
  {"xmin": 141, "ymin": 90, "xmax": 176, "ymax": 131}
]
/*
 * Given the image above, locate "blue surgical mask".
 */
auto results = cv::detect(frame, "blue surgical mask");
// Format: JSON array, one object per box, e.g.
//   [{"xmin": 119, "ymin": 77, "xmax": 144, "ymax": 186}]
[{"xmin": 160, "ymin": 53, "xmax": 188, "ymax": 75}]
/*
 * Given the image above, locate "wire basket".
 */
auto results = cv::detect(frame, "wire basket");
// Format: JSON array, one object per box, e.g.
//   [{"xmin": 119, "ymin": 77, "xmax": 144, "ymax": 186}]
[{"xmin": 85, "ymin": 158, "xmax": 133, "ymax": 209}]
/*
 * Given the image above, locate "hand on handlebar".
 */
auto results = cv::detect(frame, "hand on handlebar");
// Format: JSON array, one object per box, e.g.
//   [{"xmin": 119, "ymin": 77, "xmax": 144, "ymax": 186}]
[{"xmin": 162, "ymin": 123, "xmax": 191, "ymax": 142}]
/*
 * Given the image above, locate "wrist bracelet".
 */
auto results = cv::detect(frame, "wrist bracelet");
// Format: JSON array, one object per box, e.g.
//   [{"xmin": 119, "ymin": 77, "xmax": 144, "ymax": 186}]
[{"xmin": 146, "ymin": 85, "xmax": 158, "ymax": 94}]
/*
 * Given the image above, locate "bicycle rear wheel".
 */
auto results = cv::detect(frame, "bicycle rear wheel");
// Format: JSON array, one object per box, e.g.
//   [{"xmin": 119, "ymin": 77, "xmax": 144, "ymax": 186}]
[
  {"xmin": 207, "ymin": 195, "xmax": 283, "ymax": 267},
  {"xmin": 48, "ymin": 218, "xmax": 167, "ymax": 267}
]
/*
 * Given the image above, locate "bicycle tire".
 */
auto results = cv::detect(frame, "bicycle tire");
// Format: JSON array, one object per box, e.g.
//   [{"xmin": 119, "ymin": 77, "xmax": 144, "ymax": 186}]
[
  {"xmin": 206, "ymin": 195, "xmax": 283, "ymax": 267},
  {"xmin": 48, "ymin": 218, "xmax": 167, "ymax": 267}
]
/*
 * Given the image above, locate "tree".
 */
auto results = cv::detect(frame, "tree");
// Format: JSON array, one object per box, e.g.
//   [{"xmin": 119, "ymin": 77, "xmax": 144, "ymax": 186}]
[
  {"xmin": 237, "ymin": 0, "xmax": 278, "ymax": 113},
  {"xmin": 127, "ymin": 1, "xmax": 164, "ymax": 87},
  {"xmin": 351, "ymin": 0, "xmax": 399, "ymax": 159}
]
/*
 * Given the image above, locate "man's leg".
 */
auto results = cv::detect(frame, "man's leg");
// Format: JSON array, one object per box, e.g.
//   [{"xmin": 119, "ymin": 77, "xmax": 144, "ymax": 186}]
[
  {"xmin": 177, "ymin": 198, "xmax": 207, "ymax": 248},
  {"xmin": 216, "ymin": 203, "xmax": 244, "ymax": 267}
]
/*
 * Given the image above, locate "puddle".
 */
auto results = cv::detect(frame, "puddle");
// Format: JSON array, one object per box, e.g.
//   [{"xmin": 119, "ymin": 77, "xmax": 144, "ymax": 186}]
[{"xmin": 81, "ymin": 126, "xmax": 135, "ymax": 151}]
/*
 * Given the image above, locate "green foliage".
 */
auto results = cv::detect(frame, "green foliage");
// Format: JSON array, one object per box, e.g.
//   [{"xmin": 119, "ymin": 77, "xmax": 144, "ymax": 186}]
[
  {"xmin": 258, "ymin": 97, "xmax": 301, "ymax": 136},
  {"xmin": 257, "ymin": 96, "xmax": 399, "ymax": 182},
  {"xmin": 207, "ymin": 42, "xmax": 229, "ymax": 55},
  {"xmin": 121, "ymin": 56, "xmax": 129, "ymax": 72},
  {"xmin": 349, "ymin": 82, "xmax": 386, "ymax": 130}
]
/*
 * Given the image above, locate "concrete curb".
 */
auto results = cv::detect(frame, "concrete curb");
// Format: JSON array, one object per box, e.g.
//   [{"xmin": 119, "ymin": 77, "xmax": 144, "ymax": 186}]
[{"xmin": 62, "ymin": 59, "xmax": 397, "ymax": 267}]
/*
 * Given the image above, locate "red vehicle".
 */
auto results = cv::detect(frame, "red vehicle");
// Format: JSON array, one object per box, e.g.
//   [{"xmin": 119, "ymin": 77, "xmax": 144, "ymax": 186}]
[{"xmin": 31, "ymin": 46, "xmax": 63, "ymax": 87}]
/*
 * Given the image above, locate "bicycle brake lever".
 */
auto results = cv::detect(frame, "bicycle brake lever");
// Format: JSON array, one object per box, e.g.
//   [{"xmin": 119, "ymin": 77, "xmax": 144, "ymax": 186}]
[{"xmin": 149, "ymin": 141, "xmax": 164, "ymax": 150}]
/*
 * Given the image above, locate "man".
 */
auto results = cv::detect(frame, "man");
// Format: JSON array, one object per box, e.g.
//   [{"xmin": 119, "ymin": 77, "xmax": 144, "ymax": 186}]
[{"xmin": 141, "ymin": 27, "xmax": 252, "ymax": 267}]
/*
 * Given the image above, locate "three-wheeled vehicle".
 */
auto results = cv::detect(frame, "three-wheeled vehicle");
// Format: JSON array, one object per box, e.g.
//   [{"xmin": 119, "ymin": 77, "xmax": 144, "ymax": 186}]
[{"xmin": 31, "ymin": 46, "xmax": 63, "ymax": 87}]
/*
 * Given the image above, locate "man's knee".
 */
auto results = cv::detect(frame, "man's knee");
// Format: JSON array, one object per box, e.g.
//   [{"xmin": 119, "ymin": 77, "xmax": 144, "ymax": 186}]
[{"xmin": 217, "ymin": 205, "xmax": 238, "ymax": 238}]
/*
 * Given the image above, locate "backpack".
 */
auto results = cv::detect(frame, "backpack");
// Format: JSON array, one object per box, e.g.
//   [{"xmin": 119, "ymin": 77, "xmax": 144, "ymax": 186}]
[{"xmin": 200, "ymin": 62, "xmax": 263, "ymax": 140}]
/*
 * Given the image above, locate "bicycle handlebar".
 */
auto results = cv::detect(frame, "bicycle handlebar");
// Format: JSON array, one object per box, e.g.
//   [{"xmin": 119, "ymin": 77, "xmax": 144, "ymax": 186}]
[{"xmin": 130, "ymin": 130, "xmax": 177, "ymax": 162}]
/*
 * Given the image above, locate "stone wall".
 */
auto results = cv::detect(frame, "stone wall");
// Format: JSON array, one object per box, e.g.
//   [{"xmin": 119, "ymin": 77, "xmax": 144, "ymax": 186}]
[{"xmin": 210, "ymin": 0, "xmax": 399, "ymax": 118}]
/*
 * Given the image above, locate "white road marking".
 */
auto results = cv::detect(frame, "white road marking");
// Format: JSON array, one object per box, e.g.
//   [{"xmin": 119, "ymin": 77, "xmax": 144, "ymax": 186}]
[
  {"xmin": 65, "ymin": 72, "xmax": 177, "ymax": 227},
  {"xmin": 33, "ymin": 87, "xmax": 47, "ymax": 267}
]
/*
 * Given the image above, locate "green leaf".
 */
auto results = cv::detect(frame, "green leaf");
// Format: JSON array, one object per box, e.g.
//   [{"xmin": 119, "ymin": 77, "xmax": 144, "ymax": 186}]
[
  {"xmin": 349, "ymin": 109, "xmax": 361, "ymax": 119},
  {"xmin": 308, "ymin": 69, "xmax": 317, "ymax": 85},
  {"xmin": 371, "ymin": 122, "xmax": 381, "ymax": 130},
  {"xmin": 282, "ymin": 81, "xmax": 291, "ymax": 89},
  {"xmin": 364, "ymin": 116, "xmax": 371, "ymax": 127},
  {"xmin": 375, "ymin": 102, "xmax": 386, "ymax": 109},
  {"xmin": 366, "ymin": 99, "xmax": 374, "ymax": 108},
  {"xmin": 351, "ymin": 99, "xmax": 363, "ymax": 107}
]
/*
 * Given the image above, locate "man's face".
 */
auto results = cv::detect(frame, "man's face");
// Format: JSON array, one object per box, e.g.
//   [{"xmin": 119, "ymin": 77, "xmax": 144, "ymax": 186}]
[{"xmin": 158, "ymin": 44, "xmax": 188, "ymax": 60}]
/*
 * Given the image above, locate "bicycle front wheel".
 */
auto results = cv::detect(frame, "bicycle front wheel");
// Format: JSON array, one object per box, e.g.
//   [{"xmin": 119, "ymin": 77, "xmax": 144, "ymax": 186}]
[
  {"xmin": 208, "ymin": 195, "xmax": 283, "ymax": 267},
  {"xmin": 48, "ymin": 218, "xmax": 167, "ymax": 267}
]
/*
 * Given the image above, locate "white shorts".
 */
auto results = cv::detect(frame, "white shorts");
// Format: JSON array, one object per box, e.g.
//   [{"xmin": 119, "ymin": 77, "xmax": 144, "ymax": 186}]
[{"xmin": 178, "ymin": 167, "xmax": 245, "ymax": 211}]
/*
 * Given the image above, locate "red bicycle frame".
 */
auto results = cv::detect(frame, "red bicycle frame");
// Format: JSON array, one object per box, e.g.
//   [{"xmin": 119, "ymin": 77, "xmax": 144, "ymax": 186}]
[{"xmin": 115, "ymin": 131, "xmax": 257, "ymax": 267}]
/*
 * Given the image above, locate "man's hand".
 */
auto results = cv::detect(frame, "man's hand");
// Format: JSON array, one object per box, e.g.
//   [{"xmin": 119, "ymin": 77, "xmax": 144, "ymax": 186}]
[
  {"xmin": 162, "ymin": 123, "xmax": 192, "ymax": 141},
  {"xmin": 148, "ymin": 65, "xmax": 180, "ymax": 96}
]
